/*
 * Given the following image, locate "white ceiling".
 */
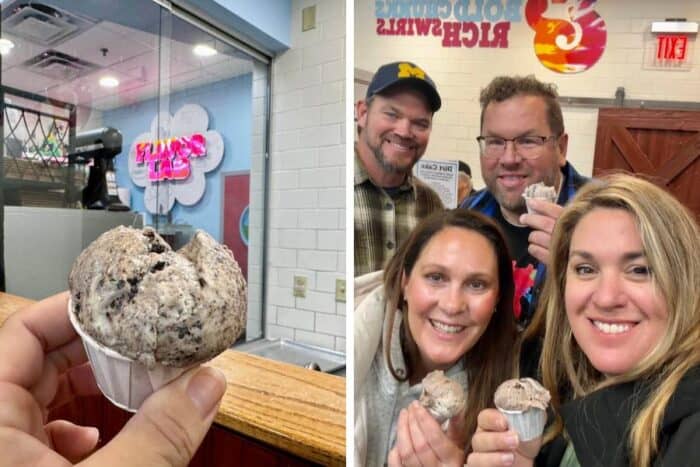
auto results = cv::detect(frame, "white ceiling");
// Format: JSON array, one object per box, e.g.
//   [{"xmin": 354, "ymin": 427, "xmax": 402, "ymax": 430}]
[{"xmin": 1, "ymin": 2, "xmax": 253, "ymax": 112}]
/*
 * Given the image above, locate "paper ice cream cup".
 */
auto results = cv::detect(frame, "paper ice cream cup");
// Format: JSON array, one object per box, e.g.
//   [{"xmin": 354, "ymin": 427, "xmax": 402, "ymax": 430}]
[
  {"xmin": 523, "ymin": 195, "xmax": 557, "ymax": 215},
  {"xmin": 496, "ymin": 407, "xmax": 546, "ymax": 442},
  {"xmin": 68, "ymin": 299, "xmax": 190, "ymax": 412},
  {"xmin": 522, "ymin": 188, "xmax": 557, "ymax": 214}
]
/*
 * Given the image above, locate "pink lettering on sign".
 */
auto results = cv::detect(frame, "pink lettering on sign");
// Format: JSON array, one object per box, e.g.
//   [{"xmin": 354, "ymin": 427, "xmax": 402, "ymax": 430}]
[{"xmin": 135, "ymin": 134, "xmax": 206, "ymax": 181}]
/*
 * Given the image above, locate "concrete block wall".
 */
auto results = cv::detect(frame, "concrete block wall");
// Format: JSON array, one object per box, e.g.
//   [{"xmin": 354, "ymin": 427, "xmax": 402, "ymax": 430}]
[
  {"xmin": 266, "ymin": 0, "xmax": 346, "ymax": 352},
  {"xmin": 355, "ymin": 0, "xmax": 700, "ymax": 187}
]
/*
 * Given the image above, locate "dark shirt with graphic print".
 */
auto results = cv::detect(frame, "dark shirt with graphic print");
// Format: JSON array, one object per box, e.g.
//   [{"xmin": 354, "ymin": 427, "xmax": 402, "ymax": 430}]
[{"xmin": 462, "ymin": 163, "xmax": 588, "ymax": 379}]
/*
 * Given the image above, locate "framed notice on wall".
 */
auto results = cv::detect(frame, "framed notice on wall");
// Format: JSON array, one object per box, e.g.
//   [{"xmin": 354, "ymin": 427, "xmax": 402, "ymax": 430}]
[
  {"xmin": 414, "ymin": 159, "xmax": 459, "ymax": 208},
  {"xmin": 222, "ymin": 171, "xmax": 249, "ymax": 279}
]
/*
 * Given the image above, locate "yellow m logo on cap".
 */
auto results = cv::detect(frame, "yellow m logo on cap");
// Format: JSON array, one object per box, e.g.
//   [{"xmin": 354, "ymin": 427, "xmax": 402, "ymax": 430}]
[{"xmin": 397, "ymin": 63, "xmax": 425, "ymax": 80}]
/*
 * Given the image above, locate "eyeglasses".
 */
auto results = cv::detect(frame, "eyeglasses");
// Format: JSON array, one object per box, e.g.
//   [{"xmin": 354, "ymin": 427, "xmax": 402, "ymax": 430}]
[{"xmin": 476, "ymin": 135, "xmax": 559, "ymax": 160}]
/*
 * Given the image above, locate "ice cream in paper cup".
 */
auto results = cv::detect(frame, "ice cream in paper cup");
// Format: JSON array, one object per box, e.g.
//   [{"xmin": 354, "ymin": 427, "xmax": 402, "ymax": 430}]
[
  {"xmin": 494, "ymin": 378, "xmax": 550, "ymax": 441},
  {"xmin": 67, "ymin": 226, "xmax": 247, "ymax": 411},
  {"xmin": 522, "ymin": 182, "xmax": 557, "ymax": 214}
]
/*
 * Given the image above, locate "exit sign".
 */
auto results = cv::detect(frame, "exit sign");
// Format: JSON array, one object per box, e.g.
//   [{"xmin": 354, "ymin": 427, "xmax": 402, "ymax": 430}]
[
  {"xmin": 644, "ymin": 32, "xmax": 694, "ymax": 70},
  {"xmin": 656, "ymin": 35, "xmax": 688, "ymax": 61}
]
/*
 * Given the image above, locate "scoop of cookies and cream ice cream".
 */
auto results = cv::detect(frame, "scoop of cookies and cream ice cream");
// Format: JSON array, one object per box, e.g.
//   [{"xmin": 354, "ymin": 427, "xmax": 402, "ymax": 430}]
[
  {"xmin": 419, "ymin": 370, "xmax": 466, "ymax": 424},
  {"xmin": 494, "ymin": 378, "xmax": 550, "ymax": 412},
  {"xmin": 69, "ymin": 226, "xmax": 246, "ymax": 368}
]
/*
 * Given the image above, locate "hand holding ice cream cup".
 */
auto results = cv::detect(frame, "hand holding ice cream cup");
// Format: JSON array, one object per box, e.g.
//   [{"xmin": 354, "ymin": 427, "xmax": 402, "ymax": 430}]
[
  {"xmin": 466, "ymin": 379, "xmax": 550, "ymax": 466},
  {"xmin": 388, "ymin": 371, "xmax": 468, "ymax": 467},
  {"xmin": 519, "ymin": 183, "xmax": 565, "ymax": 264},
  {"xmin": 68, "ymin": 226, "xmax": 247, "ymax": 411}
]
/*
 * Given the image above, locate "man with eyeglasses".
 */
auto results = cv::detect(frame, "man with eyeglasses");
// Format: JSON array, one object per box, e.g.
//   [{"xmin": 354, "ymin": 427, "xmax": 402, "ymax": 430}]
[
  {"xmin": 460, "ymin": 75, "xmax": 588, "ymax": 335},
  {"xmin": 354, "ymin": 62, "xmax": 444, "ymax": 276}
]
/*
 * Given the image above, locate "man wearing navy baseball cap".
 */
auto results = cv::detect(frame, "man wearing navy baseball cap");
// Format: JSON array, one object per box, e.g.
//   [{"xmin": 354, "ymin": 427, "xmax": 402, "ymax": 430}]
[{"xmin": 354, "ymin": 61, "xmax": 444, "ymax": 276}]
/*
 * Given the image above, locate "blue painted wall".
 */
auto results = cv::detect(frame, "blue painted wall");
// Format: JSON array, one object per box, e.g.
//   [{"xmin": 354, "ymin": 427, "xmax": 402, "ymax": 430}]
[
  {"xmin": 105, "ymin": 74, "xmax": 253, "ymax": 241},
  {"xmin": 212, "ymin": 0, "xmax": 291, "ymax": 43}
]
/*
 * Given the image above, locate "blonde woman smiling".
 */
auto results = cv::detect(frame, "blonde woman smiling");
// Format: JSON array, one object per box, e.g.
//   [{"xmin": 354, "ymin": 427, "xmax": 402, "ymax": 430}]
[{"xmin": 468, "ymin": 174, "xmax": 700, "ymax": 467}]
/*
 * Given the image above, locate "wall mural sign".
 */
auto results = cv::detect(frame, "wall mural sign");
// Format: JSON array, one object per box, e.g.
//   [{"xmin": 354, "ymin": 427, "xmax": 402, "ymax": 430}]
[
  {"xmin": 373, "ymin": 0, "xmax": 607, "ymax": 73},
  {"xmin": 375, "ymin": 0, "xmax": 523, "ymax": 48},
  {"xmin": 128, "ymin": 104, "xmax": 224, "ymax": 214},
  {"xmin": 525, "ymin": 0, "xmax": 607, "ymax": 73},
  {"xmin": 135, "ymin": 134, "xmax": 207, "ymax": 181}
]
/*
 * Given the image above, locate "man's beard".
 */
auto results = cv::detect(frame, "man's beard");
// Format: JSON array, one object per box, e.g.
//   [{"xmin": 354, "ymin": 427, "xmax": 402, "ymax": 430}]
[
  {"xmin": 494, "ymin": 191, "xmax": 527, "ymax": 215},
  {"xmin": 361, "ymin": 128, "xmax": 417, "ymax": 175},
  {"xmin": 371, "ymin": 144, "xmax": 406, "ymax": 174}
]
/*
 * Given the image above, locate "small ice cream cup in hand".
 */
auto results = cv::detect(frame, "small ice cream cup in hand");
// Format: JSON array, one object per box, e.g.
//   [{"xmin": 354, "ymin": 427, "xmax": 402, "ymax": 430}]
[
  {"xmin": 67, "ymin": 226, "xmax": 247, "ymax": 412},
  {"xmin": 68, "ymin": 298, "xmax": 191, "ymax": 412},
  {"xmin": 494, "ymin": 378, "xmax": 550, "ymax": 441},
  {"xmin": 522, "ymin": 182, "xmax": 557, "ymax": 214}
]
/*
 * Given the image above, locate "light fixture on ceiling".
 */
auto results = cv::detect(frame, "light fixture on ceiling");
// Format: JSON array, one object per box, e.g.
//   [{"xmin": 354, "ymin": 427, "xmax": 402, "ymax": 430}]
[
  {"xmin": 0, "ymin": 38, "xmax": 15, "ymax": 55},
  {"xmin": 193, "ymin": 44, "xmax": 217, "ymax": 57},
  {"xmin": 99, "ymin": 76, "xmax": 119, "ymax": 88}
]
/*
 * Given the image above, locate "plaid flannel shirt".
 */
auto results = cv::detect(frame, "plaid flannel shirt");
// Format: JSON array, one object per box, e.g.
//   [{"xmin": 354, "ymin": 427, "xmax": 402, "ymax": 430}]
[{"xmin": 354, "ymin": 151, "xmax": 444, "ymax": 276}]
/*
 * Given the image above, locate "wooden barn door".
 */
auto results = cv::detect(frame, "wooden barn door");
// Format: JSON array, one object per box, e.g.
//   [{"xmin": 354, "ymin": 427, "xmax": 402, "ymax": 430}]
[{"xmin": 593, "ymin": 108, "xmax": 700, "ymax": 220}]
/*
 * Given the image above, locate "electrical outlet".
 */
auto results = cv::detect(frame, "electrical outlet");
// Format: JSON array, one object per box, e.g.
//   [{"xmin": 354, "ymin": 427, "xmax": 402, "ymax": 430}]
[
  {"xmin": 335, "ymin": 278, "xmax": 346, "ymax": 302},
  {"xmin": 293, "ymin": 275, "xmax": 307, "ymax": 298}
]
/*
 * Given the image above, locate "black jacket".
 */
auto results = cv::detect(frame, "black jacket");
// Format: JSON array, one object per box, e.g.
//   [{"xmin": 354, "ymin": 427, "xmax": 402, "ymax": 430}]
[{"xmin": 537, "ymin": 366, "xmax": 700, "ymax": 466}]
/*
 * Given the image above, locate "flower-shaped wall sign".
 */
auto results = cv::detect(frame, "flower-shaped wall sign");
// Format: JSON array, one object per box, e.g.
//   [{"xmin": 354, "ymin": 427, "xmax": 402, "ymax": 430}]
[{"xmin": 128, "ymin": 104, "xmax": 224, "ymax": 214}]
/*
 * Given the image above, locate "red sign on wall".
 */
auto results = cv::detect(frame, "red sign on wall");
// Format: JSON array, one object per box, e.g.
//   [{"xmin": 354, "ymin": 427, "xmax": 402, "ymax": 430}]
[
  {"xmin": 223, "ymin": 172, "xmax": 249, "ymax": 279},
  {"xmin": 656, "ymin": 35, "xmax": 688, "ymax": 61}
]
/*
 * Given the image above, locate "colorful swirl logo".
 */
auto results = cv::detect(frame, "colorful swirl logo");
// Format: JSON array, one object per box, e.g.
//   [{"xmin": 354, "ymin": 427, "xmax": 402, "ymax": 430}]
[{"xmin": 525, "ymin": 0, "xmax": 607, "ymax": 73}]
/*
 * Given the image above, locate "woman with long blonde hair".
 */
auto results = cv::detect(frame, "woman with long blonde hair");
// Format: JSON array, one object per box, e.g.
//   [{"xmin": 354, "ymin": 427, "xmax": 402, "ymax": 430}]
[{"xmin": 467, "ymin": 174, "xmax": 700, "ymax": 467}]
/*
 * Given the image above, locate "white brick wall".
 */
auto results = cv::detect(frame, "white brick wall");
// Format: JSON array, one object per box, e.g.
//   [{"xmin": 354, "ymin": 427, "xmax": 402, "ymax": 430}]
[
  {"xmin": 355, "ymin": 0, "xmax": 700, "ymax": 187},
  {"xmin": 266, "ymin": 0, "xmax": 346, "ymax": 352}
]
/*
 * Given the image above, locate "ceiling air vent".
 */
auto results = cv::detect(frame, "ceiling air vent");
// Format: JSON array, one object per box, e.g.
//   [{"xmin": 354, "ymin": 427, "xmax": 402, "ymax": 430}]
[
  {"xmin": 1, "ymin": 2, "xmax": 96, "ymax": 46},
  {"xmin": 23, "ymin": 50, "xmax": 99, "ymax": 81}
]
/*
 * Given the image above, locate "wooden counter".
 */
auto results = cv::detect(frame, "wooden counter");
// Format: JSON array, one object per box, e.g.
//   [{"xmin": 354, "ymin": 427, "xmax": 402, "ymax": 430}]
[
  {"xmin": 0, "ymin": 292, "xmax": 346, "ymax": 466},
  {"xmin": 0, "ymin": 291, "xmax": 33, "ymax": 317}
]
